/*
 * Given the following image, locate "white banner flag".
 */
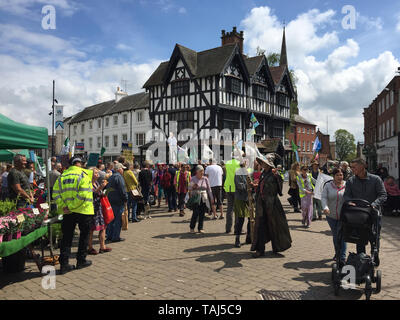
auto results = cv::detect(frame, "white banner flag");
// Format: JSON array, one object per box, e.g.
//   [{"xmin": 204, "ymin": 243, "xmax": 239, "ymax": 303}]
[
  {"xmin": 55, "ymin": 105, "xmax": 64, "ymax": 131},
  {"xmin": 201, "ymin": 144, "xmax": 214, "ymax": 164},
  {"xmin": 313, "ymin": 173, "xmax": 333, "ymax": 200}
]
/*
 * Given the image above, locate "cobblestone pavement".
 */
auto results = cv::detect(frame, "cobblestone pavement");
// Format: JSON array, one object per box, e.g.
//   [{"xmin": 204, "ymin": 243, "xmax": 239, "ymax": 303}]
[{"xmin": 1, "ymin": 183, "xmax": 399, "ymax": 300}]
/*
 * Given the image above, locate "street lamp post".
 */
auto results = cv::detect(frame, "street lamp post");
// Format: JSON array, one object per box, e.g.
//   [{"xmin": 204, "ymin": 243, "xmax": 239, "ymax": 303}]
[{"xmin": 52, "ymin": 80, "xmax": 55, "ymax": 157}]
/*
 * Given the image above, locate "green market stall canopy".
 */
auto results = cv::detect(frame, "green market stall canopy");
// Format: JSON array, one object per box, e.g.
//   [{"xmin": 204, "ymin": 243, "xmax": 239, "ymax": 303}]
[
  {"xmin": 0, "ymin": 114, "xmax": 48, "ymax": 150},
  {"xmin": 0, "ymin": 149, "xmax": 15, "ymax": 162}
]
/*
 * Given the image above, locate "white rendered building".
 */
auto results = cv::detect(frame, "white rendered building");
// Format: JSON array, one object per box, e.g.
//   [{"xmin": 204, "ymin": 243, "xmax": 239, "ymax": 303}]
[{"xmin": 65, "ymin": 88, "xmax": 151, "ymax": 163}]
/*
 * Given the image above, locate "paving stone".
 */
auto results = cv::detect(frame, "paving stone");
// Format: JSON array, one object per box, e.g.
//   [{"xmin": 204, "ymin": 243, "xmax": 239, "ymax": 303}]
[{"xmin": 1, "ymin": 182, "xmax": 399, "ymax": 300}]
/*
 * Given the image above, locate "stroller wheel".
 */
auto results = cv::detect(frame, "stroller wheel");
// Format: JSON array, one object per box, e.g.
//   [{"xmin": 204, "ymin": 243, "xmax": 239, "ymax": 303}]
[
  {"xmin": 331, "ymin": 263, "xmax": 337, "ymax": 281},
  {"xmin": 375, "ymin": 270, "xmax": 382, "ymax": 294},
  {"xmin": 332, "ymin": 263, "xmax": 340, "ymax": 296},
  {"xmin": 365, "ymin": 276, "xmax": 372, "ymax": 300}
]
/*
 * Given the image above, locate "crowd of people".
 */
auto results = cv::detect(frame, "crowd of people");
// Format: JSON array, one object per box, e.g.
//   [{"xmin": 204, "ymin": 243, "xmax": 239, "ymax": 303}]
[
  {"xmin": 286, "ymin": 158, "xmax": 388, "ymax": 267},
  {"xmin": 0, "ymin": 153, "xmax": 397, "ymax": 274}
]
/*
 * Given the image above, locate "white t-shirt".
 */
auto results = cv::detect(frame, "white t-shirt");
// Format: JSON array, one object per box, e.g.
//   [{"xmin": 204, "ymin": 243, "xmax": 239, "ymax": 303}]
[{"xmin": 205, "ymin": 165, "xmax": 223, "ymax": 187}]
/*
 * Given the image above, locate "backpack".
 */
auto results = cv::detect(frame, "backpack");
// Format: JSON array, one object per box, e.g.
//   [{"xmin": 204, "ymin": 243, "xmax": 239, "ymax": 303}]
[{"xmin": 162, "ymin": 172, "xmax": 172, "ymax": 189}]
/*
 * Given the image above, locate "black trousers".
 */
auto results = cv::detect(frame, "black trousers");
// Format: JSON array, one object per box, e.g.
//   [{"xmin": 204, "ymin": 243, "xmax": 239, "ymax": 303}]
[
  {"xmin": 288, "ymin": 188, "xmax": 301, "ymax": 210},
  {"xmin": 386, "ymin": 195, "xmax": 400, "ymax": 211},
  {"xmin": 178, "ymin": 192, "xmax": 186, "ymax": 211},
  {"xmin": 190, "ymin": 202, "xmax": 207, "ymax": 231},
  {"xmin": 59, "ymin": 213, "xmax": 92, "ymax": 266},
  {"xmin": 234, "ymin": 217, "xmax": 251, "ymax": 242}
]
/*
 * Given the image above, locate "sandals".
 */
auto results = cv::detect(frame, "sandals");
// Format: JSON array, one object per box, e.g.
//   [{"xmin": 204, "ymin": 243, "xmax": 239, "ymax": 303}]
[{"xmin": 99, "ymin": 247, "xmax": 112, "ymax": 253}]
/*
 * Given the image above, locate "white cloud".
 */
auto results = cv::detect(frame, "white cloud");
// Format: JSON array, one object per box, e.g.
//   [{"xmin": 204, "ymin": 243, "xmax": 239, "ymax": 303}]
[
  {"xmin": 0, "ymin": 0, "xmax": 79, "ymax": 17},
  {"xmin": 116, "ymin": 43, "xmax": 134, "ymax": 51},
  {"xmin": 357, "ymin": 13, "xmax": 383, "ymax": 30},
  {"xmin": 0, "ymin": 24, "xmax": 161, "ymax": 131},
  {"xmin": 178, "ymin": 7, "xmax": 186, "ymax": 14},
  {"xmin": 242, "ymin": 7, "xmax": 339, "ymax": 67},
  {"xmin": 0, "ymin": 24, "xmax": 85, "ymax": 58},
  {"xmin": 241, "ymin": 6, "xmax": 400, "ymax": 141}
]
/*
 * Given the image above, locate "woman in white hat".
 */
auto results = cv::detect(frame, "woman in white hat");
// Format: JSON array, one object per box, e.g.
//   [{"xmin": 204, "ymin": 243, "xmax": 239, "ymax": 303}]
[{"xmin": 251, "ymin": 154, "xmax": 292, "ymax": 257}]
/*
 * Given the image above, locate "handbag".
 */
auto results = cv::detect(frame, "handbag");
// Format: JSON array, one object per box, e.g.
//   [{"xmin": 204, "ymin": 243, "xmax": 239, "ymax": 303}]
[
  {"xmin": 100, "ymin": 195, "xmax": 114, "ymax": 225},
  {"xmin": 186, "ymin": 192, "xmax": 201, "ymax": 210},
  {"xmin": 131, "ymin": 188, "xmax": 143, "ymax": 200}
]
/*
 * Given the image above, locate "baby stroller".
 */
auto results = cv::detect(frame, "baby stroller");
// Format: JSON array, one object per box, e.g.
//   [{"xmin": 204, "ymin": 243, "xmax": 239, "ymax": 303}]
[
  {"xmin": 149, "ymin": 185, "xmax": 156, "ymax": 207},
  {"xmin": 331, "ymin": 199, "xmax": 382, "ymax": 300}
]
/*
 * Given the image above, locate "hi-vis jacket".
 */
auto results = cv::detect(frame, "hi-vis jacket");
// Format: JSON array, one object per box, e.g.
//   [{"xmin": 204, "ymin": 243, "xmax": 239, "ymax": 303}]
[
  {"xmin": 296, "ymin": 173, "xmax": 316, "ymax": 199},
  {"xmin": 53, "ymin": 165, "xmax": 94, "ymax": 215},
  {"xmin": 174, "ymin": 170, "xmax": 191, "ymax": 192}
]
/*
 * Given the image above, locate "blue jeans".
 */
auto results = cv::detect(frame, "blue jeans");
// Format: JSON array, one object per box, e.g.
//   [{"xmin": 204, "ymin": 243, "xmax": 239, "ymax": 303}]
[
  {"xmin": 313, "ymin": 198, "xmax": 323, "ymax": 219},
  {"xmin": 326, "ymin": 216, "xmax": 347, "ymax": 262},
  {"xmin": 127, "ymin": 193, "xmax": 138, "ymax": 221},
  {"xmin": 106, "ymin": 204, "xmax": 124, "ymax": 241}
]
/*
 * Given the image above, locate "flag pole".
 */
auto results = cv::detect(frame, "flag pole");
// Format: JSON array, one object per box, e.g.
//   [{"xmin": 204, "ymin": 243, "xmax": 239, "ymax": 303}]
[{"xmin": 52, "ymin": 80, "xmax": 55, "ymax": 157}]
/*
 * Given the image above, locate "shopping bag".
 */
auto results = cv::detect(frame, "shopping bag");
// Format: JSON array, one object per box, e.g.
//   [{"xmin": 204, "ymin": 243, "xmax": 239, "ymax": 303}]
[
  {"xmin": 100, "ymin": 195, "xmax": 114, "ymax": 225},
  {"xmin": 122, "ymin": 206, "xmax": 129, "ymax": 231}
]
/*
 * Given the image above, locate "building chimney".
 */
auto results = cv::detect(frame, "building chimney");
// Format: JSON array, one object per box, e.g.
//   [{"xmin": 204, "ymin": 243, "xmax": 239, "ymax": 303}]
[
  {"xmin": 221, "ymin": 27, "xmax": 244, "ymax": 54},
  {"xmin": 115, "ymin": 86, "xmax": 127, "ymax": 103}
]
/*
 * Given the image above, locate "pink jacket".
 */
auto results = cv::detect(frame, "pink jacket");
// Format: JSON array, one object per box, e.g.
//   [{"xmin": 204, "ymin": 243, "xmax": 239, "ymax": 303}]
[{"xmin": 384, "ymin": 181, "xmax": 400, "ymax": 196}]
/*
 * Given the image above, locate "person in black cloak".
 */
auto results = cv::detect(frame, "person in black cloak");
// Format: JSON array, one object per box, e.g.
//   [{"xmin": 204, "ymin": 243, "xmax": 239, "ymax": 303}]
[{"xmin": 251, "ymin": 154, "xmax": 292, "ymax": 258}]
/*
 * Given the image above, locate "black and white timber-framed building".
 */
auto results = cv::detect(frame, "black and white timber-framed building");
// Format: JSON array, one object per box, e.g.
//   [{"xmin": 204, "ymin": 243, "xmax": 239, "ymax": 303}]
[{"xmin": 143, "ymin": 27, "xmax": 295, "ymax": 161}]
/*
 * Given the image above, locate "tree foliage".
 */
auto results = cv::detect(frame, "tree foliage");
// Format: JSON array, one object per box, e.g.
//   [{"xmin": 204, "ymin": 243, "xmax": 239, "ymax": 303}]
[
  {"xmin": 266, "ymin": 52, "xmax": 280, "ymax": 66},
  {"xmin": 335, "ymin": 129, "xmax": 357, "ymax": 162}
]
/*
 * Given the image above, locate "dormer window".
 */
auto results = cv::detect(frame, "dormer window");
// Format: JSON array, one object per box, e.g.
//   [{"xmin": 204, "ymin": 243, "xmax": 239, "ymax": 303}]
[
  {"xmin": 226, "ymin": 76, "xmax": 241, "ymax": 95},
  {"xmin": 171, "ymin": 80, "xmax": 189, "ymax": 96}
]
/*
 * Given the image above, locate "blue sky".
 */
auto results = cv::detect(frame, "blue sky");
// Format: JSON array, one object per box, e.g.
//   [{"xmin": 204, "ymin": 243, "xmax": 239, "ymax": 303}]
[{"xmin": 0, "ymin": 0, "xmax": 400, "ymax": 141}]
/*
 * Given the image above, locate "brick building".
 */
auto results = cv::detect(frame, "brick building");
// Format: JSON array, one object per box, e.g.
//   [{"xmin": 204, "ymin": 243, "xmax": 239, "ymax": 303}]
[
  {"xmin": 316, "ymin": 129, "xmax": 331, "ymax": 165},
  {"xmin": 363, "ymin": 97, "xmax": 378, "ymax": 170},
  {"xmin": 287, "ymin": 114, "xmax": 317, "ymax": 164},
  {"xmin": 363, "ymin": 74, "xmax": 400, "ymax": 178}
]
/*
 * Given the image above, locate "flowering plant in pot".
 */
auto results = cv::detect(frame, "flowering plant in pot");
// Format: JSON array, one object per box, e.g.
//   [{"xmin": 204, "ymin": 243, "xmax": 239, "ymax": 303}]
[
  {"xmin": 0, "ymin": 218, "xmax": 7, "ymax": 243},
  {"xmin": 21, "ymin": 213, "xmax": 36, "ymax": 236},
  {"xmin": 0, "ymin": 216, "xmax": 18, "ymax": 241}
]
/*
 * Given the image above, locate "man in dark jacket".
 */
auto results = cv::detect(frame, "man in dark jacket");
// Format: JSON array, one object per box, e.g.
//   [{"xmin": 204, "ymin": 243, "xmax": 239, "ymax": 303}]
[
  {"xmin": 139, "ymin": 161, "xmax": 153, "ymax": 218},
  {"xmin": 106, "ymin": 162, "xmax": 128, "ymax": 242},
  {"xmin": 344, "ymin": 158, "xmax": 387, "ymax": 255},
  {"xmin": 167, "ymin": 164, "xmax": 178, "ymax": 212}
]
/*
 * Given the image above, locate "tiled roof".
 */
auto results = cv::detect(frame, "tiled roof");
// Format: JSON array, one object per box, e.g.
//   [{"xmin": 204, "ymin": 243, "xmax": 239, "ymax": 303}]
[
  {"xmin": 142, "ymin": 62, "xmax": 169, "ymax": 88},
  {"xmin": 244, "ymin": 55, "xmax": 264, "ymax": 75},
  {"xmin": 143, "ymin": 44, "xmax": 238, "ymax": 87},
  {"xmin": 294, "ymin": 114, "xmax": 316, "ymax": 126},
  {"xmin": 69, "ymin": 92, "xmax": 149, "ymax": 124},
  {"xmin": 195, "ymin": 44, "xmax": 236, "ymax": 78},
  {"xmin": 107, "ymin": 92, "xmax": 148, "ymax": 114},
  {"xmin": 69, "ymin": 100, "xmax": 114, "ymax": 124},
  {"xmin": 269, "ymin": 65, "xmax": 286, "ymax": 85}
]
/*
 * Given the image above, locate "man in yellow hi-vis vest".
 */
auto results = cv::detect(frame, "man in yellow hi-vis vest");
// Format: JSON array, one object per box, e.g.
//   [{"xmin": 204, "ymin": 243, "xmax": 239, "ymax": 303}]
[
  {"xmin": 53, "ymin": 157, "xmax": 94, "ymax": 274},
  {"xmin": 224, "ymin": 158, "xmax": 240, "ymax": 233}
]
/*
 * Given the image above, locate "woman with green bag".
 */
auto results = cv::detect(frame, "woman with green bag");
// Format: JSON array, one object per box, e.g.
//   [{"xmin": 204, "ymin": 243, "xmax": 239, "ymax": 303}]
[{"xmin": 188, "ymin": 165, "xmax": 214, "ymax": 234}]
